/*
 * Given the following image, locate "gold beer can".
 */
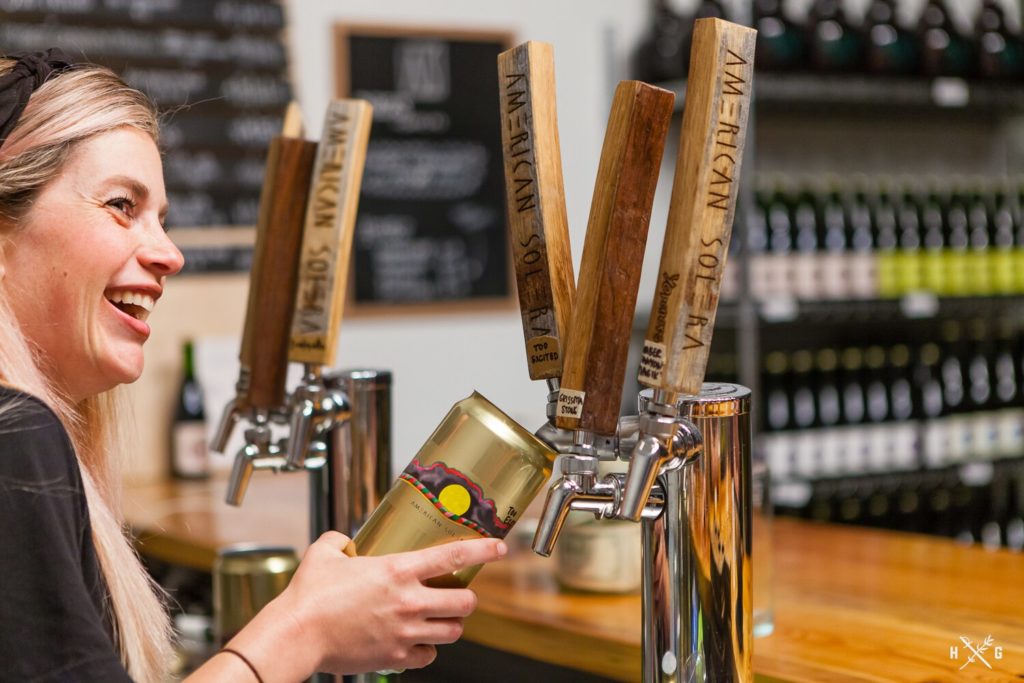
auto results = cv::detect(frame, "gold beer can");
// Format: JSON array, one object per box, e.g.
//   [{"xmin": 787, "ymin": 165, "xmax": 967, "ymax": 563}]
[
  {"xmin": 213, "ymin": 544, "xmax": 299, "ymax": 645},
  {"xmin": 353, "ymin": 391, "xmax": 555, "ymax": 587}
]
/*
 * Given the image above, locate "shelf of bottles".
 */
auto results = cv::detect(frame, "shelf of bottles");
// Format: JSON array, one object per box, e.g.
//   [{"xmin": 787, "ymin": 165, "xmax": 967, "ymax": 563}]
[
  {"xmin": 729, "ymin": 173, "xmax": 1024, "ymax": 314},
  {"xmin": 634, "ymin": 0, "xmax": 1024, "ymax": 86}
]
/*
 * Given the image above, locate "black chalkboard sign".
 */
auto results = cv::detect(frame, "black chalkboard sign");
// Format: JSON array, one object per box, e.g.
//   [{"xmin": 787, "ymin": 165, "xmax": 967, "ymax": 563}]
[
  {"xmin": 1, "ymin": 0, "xmax": 292, "ymax": 270},
  {"xmin": 335, "ymin": 25, "xmax": 515, "ymax": 311}
]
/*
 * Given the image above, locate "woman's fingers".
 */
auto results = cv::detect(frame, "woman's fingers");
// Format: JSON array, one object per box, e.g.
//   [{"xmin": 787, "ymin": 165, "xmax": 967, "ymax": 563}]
[
  {"xmin": 417, "ymin": 587, "xmax": 478, "ymax": 619},
  {"xmin": 395, "ymin": 538, "xmax": 507, "ymax": 581},
  {"xmin": 313, "ymin": 530, "xmax": 352, "ymax": 552},
  {"xmin": 411, "ymin": 617, "xmax": 466, "ymax": 645}
]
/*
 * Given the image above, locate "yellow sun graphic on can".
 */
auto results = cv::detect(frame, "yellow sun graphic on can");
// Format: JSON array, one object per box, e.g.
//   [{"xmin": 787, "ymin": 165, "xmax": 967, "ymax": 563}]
[{"xmin": 438, "ymin": 484, "xmax": 472, "ymax": 516}]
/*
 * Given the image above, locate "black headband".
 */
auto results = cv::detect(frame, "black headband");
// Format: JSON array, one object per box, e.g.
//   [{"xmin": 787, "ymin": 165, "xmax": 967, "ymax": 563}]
[{"xmin": 0, "ymin": 49, "xmax": 76, "ymax": 150}]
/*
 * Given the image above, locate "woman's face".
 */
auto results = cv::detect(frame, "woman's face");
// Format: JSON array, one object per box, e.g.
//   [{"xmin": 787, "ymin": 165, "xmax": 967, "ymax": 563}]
[{"xmin": 3, "ymin": 126, "xmax": 184, "ymax": 402}]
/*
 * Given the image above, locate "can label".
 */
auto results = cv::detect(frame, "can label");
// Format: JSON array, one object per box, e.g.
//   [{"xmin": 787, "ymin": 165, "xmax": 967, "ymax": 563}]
[{"xmin": 399, "ymin": 458, "xmax": 515, "ymax": 539}]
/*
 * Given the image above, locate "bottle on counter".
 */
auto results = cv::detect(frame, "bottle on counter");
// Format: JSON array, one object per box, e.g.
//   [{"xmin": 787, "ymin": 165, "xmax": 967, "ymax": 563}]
[
  {"xmin": 171, "ymin": 340, "xmax": 210, "ymax": 480},
  {"xmin": 918, "ymin": 0, "xmax": 975, "ymax": 78},
  {"xmin": 975, "ymin": 0, "xmax": 1024, "ymax": 81},
  {"xmin": 807, "ymin": 0, "xmax": 864, "ymax": 73},
  {"xmin": 864, "ymin": 0, "xmax": 919, "ymax": 76}
]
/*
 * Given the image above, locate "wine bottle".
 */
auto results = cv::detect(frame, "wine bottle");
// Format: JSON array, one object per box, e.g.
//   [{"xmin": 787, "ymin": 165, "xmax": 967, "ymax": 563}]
[
  {"xmin": 874, "ymin": 177, "xmax": 900, "ymax": 297},
  {"xmin": 815, "ymin": 348, "xmax": 844, "ymax": 476},
  {"xmin": 766, "ymin": 177, "xmax": 796, "ymax": 298},
  {"xmin": 839, "ymin": 346, "xmax": 868, "ymax": 474},
  {"xmin": 821, "ymin": 177, "xmax": 852, "ymax": 299},
  {"xmin": 920, "ymin": 180, "xmax": 947, "ymax": 294},
  {"xmin": 887, "ymin": 344, "xmax": 917, "ymax": 470},
  {"xmin": 918, "ymin": 0, "xmax": 975, "ymax": 78},
  {"xmin": 863, "ymin": 345, "xmax": 892, "ymax": 471},
  {"xmin": 975, "ymin": 0, "xmax": 1024, "ymax": 81},
  {"xmin": 864, "ymin": 0, "xmax": 918, "ymax": 76},
  {"xmin": 633, "ymin": 0, "xmax": 689, "ymax": 82},
  {"xmin": 807, "ymin": 0, "xmax": 865, "ymax": 73},
  {"xmin": 990, "ymin": 179, "xmax": 1016, "ymax": 294},
  {"xmin": 966, "ymin": 182, "xmax": 993, "ymax": 296},
  {"xmin": 965, "ymin": 318, "xmax": 997, "ymax": 460},
  {"xmin": 895, "ymin": 178, "xmax": 925, "ymax": 294},
  {"xmin": 940, "ymin": 320, "xmax": 970, "ymax": 463},
  {"xmin": 846, "ymin": 178, "xmax": 878, "ymax": 299},
  {"xmin": 763, "ymin": 351, "xmax": 795, "ymax": 481},
  {"xmin": 791, "ymin": 350, "xmax": 820, "ymax": 478},
  {"xmin": 943, "ymin": 182, "xmax": 971, "ymax": 296},
  {"xmin": 916, "ymin": 341, "xmax": 947, "ymax": 468},
  {"xmin": 171, "ymin": 340, "xmax": 210, "ymax": 480},
  {"xmin": 792, "ymin": 182, "xmax": 821, "ymax": 300},
  {"xmin": 754, "ymin": 0, "xmax": 806, "ymax": 71}
]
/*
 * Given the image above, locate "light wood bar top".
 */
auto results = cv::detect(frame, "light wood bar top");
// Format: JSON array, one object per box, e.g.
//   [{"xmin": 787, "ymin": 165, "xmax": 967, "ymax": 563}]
[{"xmin": 125, "ymin": 476, "xmax": 1024, "ymax": 682}]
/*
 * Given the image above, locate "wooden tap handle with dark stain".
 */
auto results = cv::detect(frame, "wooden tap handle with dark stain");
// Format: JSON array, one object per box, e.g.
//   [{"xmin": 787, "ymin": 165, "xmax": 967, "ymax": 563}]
[
  {"xmin": 498, "ymin": 41, "xmax": 576, "ymax": 382},
  {"xmin": 638, "ymin": 18, "xmax": 756, "ymax": 398},
  {"xmin": 240, "ymin": 104, "xmax": 316, "ymax": 411},
  {"xmin": 554, "ymin": 81, "xmax": 674, "ymax": 435}
]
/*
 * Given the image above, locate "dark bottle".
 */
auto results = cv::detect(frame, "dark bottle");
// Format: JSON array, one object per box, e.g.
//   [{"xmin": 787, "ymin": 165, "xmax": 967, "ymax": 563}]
[
  {"xmin": 975, "ymin": 0, "xmax": 1024, "ymax": 81},
  {"xmin": 633, "ymin": 0, "xmax": 690, "ymax": 82},
  {"xmin": 920, "ymin": 181, "xmax": 947, "ymax": 293},
  {"xmin": 764, "ymin": 351, "xmax": 792, "ymax": 432},
  {"xmin": 845, "ymin": 180, "xmax": 877, "ymax": 299},
  {"xmin": 807, "ymin": 0, "xmax": 864, "ymax": 73},
  {"xmin": 966, "ymin": 184, "xmax": 993, "ymax": 295},
  {"xmin": 895, "ymin": 180, "xmax": 924, "ymax": 294},
  {"xmin": 918, "ymin": 0, "xmax": 975, "ymax": 78},
  {"xmin": 754, "ymin": 0, "xmax": 806, "ymax": 71},
  {"xmin": 943, "ymin": 184, "xmax": 971, "ymax": 295},
  {"xmin": 864, "ymin": 0, "xmax": 918, "ymax": 76},
  {"xmin": 990, "ymin": 180, "xmax": 1016, "ymax": 294},
  {"xmin": 874, "ymin": 178, "xmax": 900, "ymax": 297},
  {"xmin": 792, "ymin": 184, "xmax": 821, "ymax": 300},
  {"xmin": 171, "ymin": 340, "xmax": 209, "ymax": 480},
  {"xmin": 767, "ymin": 179, "xmax": 795, "ymax": 297},
  {"xmin": 821, "ymin": 179, "xmax": 851, "ymax": 299}
]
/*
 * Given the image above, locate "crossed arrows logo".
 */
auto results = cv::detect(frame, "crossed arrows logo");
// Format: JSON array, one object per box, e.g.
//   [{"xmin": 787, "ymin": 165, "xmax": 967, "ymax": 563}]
[{"xmin": 954, "ymin": 635, "xmax": 995, "ymax": 670}]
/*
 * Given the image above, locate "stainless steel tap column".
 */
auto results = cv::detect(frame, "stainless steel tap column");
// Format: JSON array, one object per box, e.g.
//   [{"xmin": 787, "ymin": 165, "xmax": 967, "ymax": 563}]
[
  {"xmin": 642, "ymin": 383, "xmax": 752, "ymax": 683},
  {"xmin": 326, "ymin": 369, "xmax": 392, "ymax": 537}
]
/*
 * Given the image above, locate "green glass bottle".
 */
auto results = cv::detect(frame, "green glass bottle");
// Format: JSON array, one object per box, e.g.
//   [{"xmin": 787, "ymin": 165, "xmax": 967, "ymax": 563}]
[
  {"xmin": 976, "ymin": 0, "xmax": 1024, "ymax": 81},
  {"xmin": 864, "ymin": 0, "xmax": 918, "ymax": 76},
  {"xmin": 807, "ymin": 0, "xmax": 864, "ymax": 73},
  {"xmin": 171, "ymin": 340, "xmax": 209, "ymax": 480},
  {"xmin": 918, "ymin": 0, "xmax": 975, "ymax": 78},
  {"xmin": 754, "ymin": 0, "xmax": 806, "ymax": 71}
]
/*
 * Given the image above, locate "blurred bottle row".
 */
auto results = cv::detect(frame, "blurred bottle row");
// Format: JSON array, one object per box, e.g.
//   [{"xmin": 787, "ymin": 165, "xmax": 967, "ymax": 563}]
[
  {"xmin": 734, "ymin": 320, "xmax": 1024, "ymax": 484},
  {"xmin": 775, "ymin": 459, "xmax": 1024, "ymax": 550},
  {"xmin": 743, "ymin": 173, "xmax": 1024, "ymax": 301},
  {"xmin": 636, "ymin": 0, "xmax": 1024, "ymax": 82}
]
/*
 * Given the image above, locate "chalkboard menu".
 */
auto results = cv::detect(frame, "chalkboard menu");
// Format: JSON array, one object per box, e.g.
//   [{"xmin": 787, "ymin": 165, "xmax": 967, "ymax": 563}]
[
  {"xmin": 1, "ymin": 0, "xmax": 292, "ymax": 272},
  {"xmin": 335, "ymin": 25, "xmax": 514, "ymax": 309}
]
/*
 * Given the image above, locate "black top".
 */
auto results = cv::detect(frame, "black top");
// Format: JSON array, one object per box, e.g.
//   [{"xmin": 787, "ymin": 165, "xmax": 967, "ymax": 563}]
[{"xmin": 0, "ymin": 386, "xmax": 133, "ymax": 682}]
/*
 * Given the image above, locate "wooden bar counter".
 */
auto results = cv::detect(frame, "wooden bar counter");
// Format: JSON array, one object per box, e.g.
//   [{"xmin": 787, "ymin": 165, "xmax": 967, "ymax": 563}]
[{"xmin": 125, "ymin": 475, "xmax": 1024, "ymax": 682}]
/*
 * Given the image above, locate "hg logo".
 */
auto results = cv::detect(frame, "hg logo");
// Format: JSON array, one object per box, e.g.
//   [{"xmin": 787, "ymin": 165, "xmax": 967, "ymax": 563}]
[{"xmin": 950, "ymin": 635, "xmax": 1003, "ymax": 670}]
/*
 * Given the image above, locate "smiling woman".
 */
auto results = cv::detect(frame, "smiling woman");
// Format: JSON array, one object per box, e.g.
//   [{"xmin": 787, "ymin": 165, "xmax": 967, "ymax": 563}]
[{"xmin": 0, "ymin": 51, "xmax": 506, "ymax": 683}]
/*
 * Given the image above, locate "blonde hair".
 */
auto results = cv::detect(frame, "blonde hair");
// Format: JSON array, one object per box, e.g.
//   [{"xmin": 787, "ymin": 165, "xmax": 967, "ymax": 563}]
[{"xmin": 0, "ymin": 61, "xmax": 173, "ymax": 682}]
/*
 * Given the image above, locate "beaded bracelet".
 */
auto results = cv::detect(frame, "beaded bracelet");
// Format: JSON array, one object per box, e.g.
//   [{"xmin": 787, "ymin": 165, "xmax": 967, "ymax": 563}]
[{"xmin": 220, "ymin": 647, "xmax": 265, "ymax": 683}]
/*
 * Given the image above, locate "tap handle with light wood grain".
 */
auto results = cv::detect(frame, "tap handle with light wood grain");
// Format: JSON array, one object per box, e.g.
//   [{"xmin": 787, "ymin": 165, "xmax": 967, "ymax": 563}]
[
  {"xmin": 498, "ymin": 41, "xmax": 576, "ymax": 382},
  {"xmin": 239, "ymin": 103, "xmax": 317, "ymax": 411},
  {"xmin": 554, "ymin": 81, "xmax": 675, "ymax": 436},
  {"xmin": 638, "ymin": 18, "xmax": 756, "ymax": 399},
  {"xmin": 288, "ymin": 99, "xmax": 373, "ymax": 367}
]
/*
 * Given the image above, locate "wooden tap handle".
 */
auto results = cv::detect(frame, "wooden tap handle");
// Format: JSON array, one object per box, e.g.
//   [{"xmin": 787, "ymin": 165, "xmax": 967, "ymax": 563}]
[
  {"xmin": 289, "ymin": 99, "xmax": 373, "ymax": 367},
  {"xmin": 554, "ymin": 81, "xmax": 674, "ymax": 435},
  {"xmin": 498, "ymin": 41, "xmax": 576, "ymax": 381},
  {"xmin": 638, "ymin": 18, "xmax": 756, "ymax": 397},
  {"xmin": 241, "ymin": 134, "xmax": 318, "ymax": 410}
]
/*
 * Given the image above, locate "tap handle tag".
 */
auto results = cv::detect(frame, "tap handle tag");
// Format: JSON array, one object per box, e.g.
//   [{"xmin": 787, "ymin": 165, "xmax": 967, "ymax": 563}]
[
  {"xmin": 498, "ymin": 41, "xmax": 576, "ymax": 382},
  {"xmin": 555, "ymin": 81, "xmax": 674, "ymax": 435},
  {"xmin": 239, "ymin": 103, "xmax": 317, "ymax": 411},
  {"xmin": 288, "ymin": 99, "xmax": 373, "ymax": 367},
  {"xmin": 638, "ymin": 19, "xmax": 755, "ymax": 398}
]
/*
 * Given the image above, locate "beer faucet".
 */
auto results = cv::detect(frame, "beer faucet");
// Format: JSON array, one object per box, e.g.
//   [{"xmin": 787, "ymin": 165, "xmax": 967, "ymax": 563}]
[
  {"xmin": 529, "ymin": 78, "xmax": 677, "ymax": 556},
  {"xmin": 526, "ymin": 19, "xmax": 757, "ymax": 682},
  {"xmin": 210, "ymin": 103, "xmax": 317, "ymax": 503},
  {"xmin": 212, "ymin": 99, "xmax": 374, "ymax": 506}
]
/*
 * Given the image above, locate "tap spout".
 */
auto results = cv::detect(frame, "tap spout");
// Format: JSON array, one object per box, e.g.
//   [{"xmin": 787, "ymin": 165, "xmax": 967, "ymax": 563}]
[
  {"xmin": 618, "ymin": 412, "xmax": 702, "ymax": 522},
  {"xmin": 210, "ymin": 398, "xmax": 242, "ymax": 454},
  {"xmin": 284, "ymin": 365, "xmax": 349, "ymax": 469}
]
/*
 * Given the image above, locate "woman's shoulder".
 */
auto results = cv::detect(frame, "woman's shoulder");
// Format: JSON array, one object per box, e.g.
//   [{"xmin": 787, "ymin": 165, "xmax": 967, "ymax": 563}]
[{"xmin": 0, "ymin": 384, "xmax": 77, "ymax": 480}]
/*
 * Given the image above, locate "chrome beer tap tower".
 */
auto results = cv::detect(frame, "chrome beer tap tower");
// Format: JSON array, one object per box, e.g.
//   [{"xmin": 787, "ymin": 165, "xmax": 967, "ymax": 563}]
[
  {"xmin": 502, "ymin": 19, "xmax": 757, "ymax": 683},
  {"xmin": 210, "ymin": 98, "xmax": 386, "ymax": 683}
]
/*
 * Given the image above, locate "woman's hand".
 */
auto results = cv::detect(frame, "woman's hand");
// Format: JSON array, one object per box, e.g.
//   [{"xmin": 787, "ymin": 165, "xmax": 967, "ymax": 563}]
[{"xmin": 209, "ymin": 532, "xmax": 507, "ymax": 681}]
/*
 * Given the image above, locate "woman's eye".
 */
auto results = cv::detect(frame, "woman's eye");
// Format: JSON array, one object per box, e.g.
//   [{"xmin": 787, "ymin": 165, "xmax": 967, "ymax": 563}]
[{"xmin": 106, "ymin": 196, "xmax": 137, "ymax": 217}]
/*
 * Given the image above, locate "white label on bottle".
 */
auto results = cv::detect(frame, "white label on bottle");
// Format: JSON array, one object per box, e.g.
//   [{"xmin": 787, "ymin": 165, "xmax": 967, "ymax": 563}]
[
  {"xmin": 845, "ymin": 426, "xmax": 869, "ymax": 475},
  {"xmin": 947, "ymin": 415, "xmax": 972, "ymax": 462},
  {"xmin": 821, "ymin": 253, "xmax": 850, "ymax": 300},
  {"xmin": 892, "ymin": 424, "xmax": 918, "ymax": 470},
  {"xmin": 849, "ymin": 251, "xmax": 877, "ymax": 299},
  {"xmin": 556, "ymin": 389, "xmax": 586, "ymax": 420},
  {"xmin": 997, "ymin": 408, "xmax": 1024, "ymax": 457},
  {"xmin": 794, "ymin": 431, "xmax": 819, "ymax": 478},
  {"xmin": 173, "ymin": 421, "xmax": 209, "ymax": 477},
  {"xmin": 750, "ymin": 255, "xmax": 770, "ymax": 300},
  {"xmin": 819, "ymin": 428, "xmax": 842, "ymax": 476},
  {"xmin": 923, "ymin": 419, "xmax": 948, "ymax": 468},
  {"xmin": 764, "ymin": 433, "xmax": 794, "ymax": 481},
  {"xmin": 793, "ymin": 253, "xmax": 818, "ymax": 300},
  {"xmin": 971, "ymin": 411, "xmax": 998, "ymax": 460}
]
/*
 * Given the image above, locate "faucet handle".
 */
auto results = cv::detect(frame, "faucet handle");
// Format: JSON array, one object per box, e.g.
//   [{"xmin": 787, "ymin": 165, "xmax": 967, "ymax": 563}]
[
  {"xmin": 498, "ymin": 41, "xmax": 576, "ymax": 383},
  {"xmin": 555, "ymin": 80, "xmax": 674, "ymax": 436}
]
